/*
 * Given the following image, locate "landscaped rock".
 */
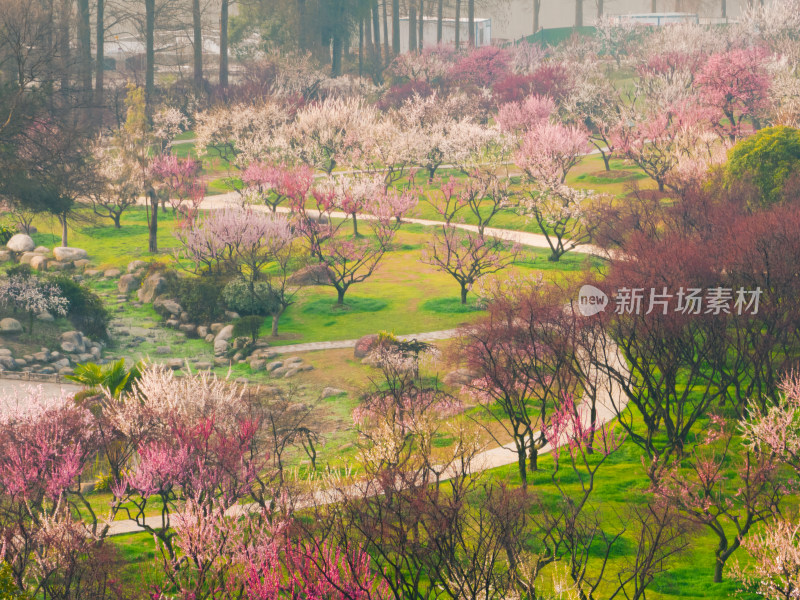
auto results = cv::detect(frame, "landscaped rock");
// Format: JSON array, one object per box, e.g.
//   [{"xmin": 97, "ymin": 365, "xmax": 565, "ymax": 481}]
[
  {"xmin": 59, "ymin": 331, "xmax": 86, "ymax": 354},
  {"xmin": 53, "ymin": 247, "xmax": 88, "ymax": 262},
  {"xmin": 214, "ymin": 339, "xmax": 229, "ymax": 356},
  {"xmin": 321, "ymin": 387, "xmax": 346, "ymax": 399},
  {"xmin": 138, "ymin": 273, "xmax": 167, "ymax": 303},
  {"xmin": 266, "ymin": 360, "xmax": 283, "ymax": 372},
  {"xmin": 6, "ymin": 233, "xmax": 35, "ymax": 253},
  {"xmin": 204, "ymin": 333, "xmax": 215, "ymax": 343},
  {"xmin": 287, "ymin": 264, "xmax": 334, "ymax": 286},
  {"xmin": 300, "ymin": 364, "xmax": 314, "ymax": 372},
  {"xmin": 29, "ymin": 255, "xmax": 48, "ymax": 270},
  {"xmin": 166, "ymin": 358, "xmax": 184, "ymax": 371},
  {"xmin": 48, "ymin": 261, "xmax": 70, "ymax": 271},
  {"xmin": 443, "ymin": 368, "xmax": 481, "ymax": 387},
  {"xmin": 0, "ymin": 250, "xmax": 12, "ymax": 262},
  {"xmin": 210, "ymin": 323, "xmax": 224, "ymax": 334},
  {"xmin": 194, "ymin": 361, "xmax": 214, "ymax": 370},
  {"xmin": 32, "ymin": 351, "xmax": 50, "ymax": 362},
  {"xmin": 353, "ymin": 334, "xmax": 379, "ymax": 359},
  {"xmin": 118, "ymin": 274, "xmax": 141, "ymax": 294},
  {"xmin": 19, "ymin": 252, "xmax": 36, "ymax": 265},
  {"xmin": 52, "ymin": 358, "xmax": 70, "ymax": 369},
  {"xmin": 196, "ymin": 326, "xmax": 208, "ymax": 338},
  {"xmin": 33, "ymin": 246, "xmax": 49, "ymax": 254},
  {"xmin": 154, "ymin": 297, "xmax": 182, "ymax": 317},
  {"xmin": 58, "ymin": 367, "xmax": 73, "ymax": 376},
  {"xmin": 215, "ymin": 324, "xmax": 234, "ymax": 342},
  {"xmin": 284, "ymin": 356, "xmax": 303, "ymax": 365},
  {"xmin": 249, "ymin": 359, "xmax": 266, "ymax": 372},
  {"xmin": 155, "ymin": 346, "xmax": 171, "ymax": 355},
  {"xmin": 214, "ymin": 357, "xmax": 230, "ymax": 367},
  {"xmin": 179, "ymin": 311, "xmax": 190, "ymax": 323},
  {"xmin": 38, "ymin": 366, "xmax": 56, "ymax": 375},
  {"xmin": 0, "ymin": 356, "xmax": 16, "ymax": 370},
  {"xmin": 127, "ymin": 260, "xmax": 147, "ymax": 273},
  {"xmin": 73, "ymin": 259, "xmax": 91, "ymax": 270},
  {"xmin": 179, "ymin": 324, "xmax": 197, "ymax": 337},
  {"xmin": 166, "ymin": 318, "xmax": 180, "ymax": 328},
  {"xmin": 103, "ymin": 268, "xmax": 122, "ymax": 278},
  {"xmin": 84, "ymin": 269, "xmax": 102, "ymax": 277},
  {"xmin": 283, "ymin": 367, "xmax": 301, "ymax": 378},
  {"xmin": 36, "ymin": 311, "xmax": 54, "ymax": 322},
  {"xmin": 0, "ymin": 318, "xmax": 23, "ymax": 334},
  {"xmin": 224, "ymin": 310, "xmax": 240, "ymax": 320}
]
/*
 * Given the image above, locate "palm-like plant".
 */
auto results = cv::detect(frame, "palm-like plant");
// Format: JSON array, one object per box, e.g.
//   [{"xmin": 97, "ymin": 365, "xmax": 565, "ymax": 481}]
[{"xmin": 66, "ymin": 359, "xmax": 143, "ymax": 398}]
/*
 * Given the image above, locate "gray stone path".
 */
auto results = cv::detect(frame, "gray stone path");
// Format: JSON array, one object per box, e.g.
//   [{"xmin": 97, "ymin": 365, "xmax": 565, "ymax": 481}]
[{"xmin": 267, "ymin": 329, "xmax": 459, "ymax": 354}]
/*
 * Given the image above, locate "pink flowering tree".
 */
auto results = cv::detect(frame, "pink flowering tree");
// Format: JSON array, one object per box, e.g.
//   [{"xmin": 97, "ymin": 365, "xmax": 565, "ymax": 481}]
[
  {"xmin": 241, "ymin": 162, "xmax": 314, "ymax": 213},
  {"xmin": 514, "ymin": 121, "xmax": 595, "ymax": 261},
  {"xmin": 0, "ymin": 275, "xmax": 68, "ymax": 335},
  {"xmin": 0, "ymin": 388, "xmax": 112, "ymax": 597},
  {"xmin": 422, "ymin": 174, "xmax": 519, "ymax": 304},
  {"xmin": 730, "ymin": 519, "xmax": 800, "ymax": 600},
  {"xmin": 293, "ymin": 183, "xmax": 413, "ymax": 305},
  {"xmin": 695, "ymin": 47, "xmax": 771, "ymax": 139},
  {"xmin": 106, "ymin": 367, "xmax": 271, "ymax": 563},
  {"xmin": 653, "ymin": 414, "xmax": 785, "ymax": 583},
  {"xmin": 149, "ymin": 154, "xmax": 206, "ymax": 222},
  {"xmin": 496, "ymin": 95, "xmax": 555, "ymax": 134}
]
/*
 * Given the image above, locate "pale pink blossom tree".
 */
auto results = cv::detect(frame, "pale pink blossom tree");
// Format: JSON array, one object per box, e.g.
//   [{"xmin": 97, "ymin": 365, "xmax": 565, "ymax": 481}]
[
  {"xmin": 149, "ymin": 153, "xmax": 206, "ymax": 222},
  {"xmin": 695, "ymin": 47, "xmax": 771, "ymax": 139},
  {"xmin": 0, "ymin": 275, "xmax": 68, "ymax": 335},
  {"xmin": 241, "ymin": 162, "xmax": 314, "ymax": 213},
  {"xmin": 730, "ymin": 518, "xmax": 800, "ymax": 600},
  {"xmin": 496, "ymin": 95, "xmax": 555, "ymax": 134},
  {"xmin": 515, "ymin": 121, "xmax": 595, "ymax": 261}
]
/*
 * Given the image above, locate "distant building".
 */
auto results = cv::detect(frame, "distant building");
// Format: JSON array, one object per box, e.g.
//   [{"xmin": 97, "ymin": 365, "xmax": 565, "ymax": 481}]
[
  {"xmin": 397, "ymin": 17, "xmax": 492, "ymax": 53},
  {"xmin": 612, "ymin": 11, "xmax": 700, "ymax": 25}
]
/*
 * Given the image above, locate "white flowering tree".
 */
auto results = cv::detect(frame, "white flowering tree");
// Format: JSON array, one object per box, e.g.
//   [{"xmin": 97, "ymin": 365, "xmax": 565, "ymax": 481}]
[{"xmin": 0, "ymin": 276, "xmax": 68, "ymax": 334}]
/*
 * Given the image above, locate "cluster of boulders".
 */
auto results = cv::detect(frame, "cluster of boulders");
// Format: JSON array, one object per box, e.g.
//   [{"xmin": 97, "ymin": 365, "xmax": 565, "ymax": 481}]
[
  {"xmin": 1, "ymin": 234, "xmax": 92, "ymax": 272},
  {"xmin": 0, "ymin": 330, "xmax": 102, "ymax": 376},
  {"xmin": 264, "ymin": 355, "xmax": 314, "ymax": 378}
]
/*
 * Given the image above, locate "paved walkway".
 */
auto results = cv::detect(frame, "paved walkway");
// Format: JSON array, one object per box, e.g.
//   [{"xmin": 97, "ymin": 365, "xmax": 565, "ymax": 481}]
[{"xmin": 268, "ymin": 329, "xmax": 460, "ymax": 354}]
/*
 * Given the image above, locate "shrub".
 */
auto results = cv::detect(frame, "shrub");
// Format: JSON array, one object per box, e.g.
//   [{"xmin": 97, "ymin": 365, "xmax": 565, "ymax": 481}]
[
  {"xmin": 233, "ymin": 315, "xmax": 264, "ymax": 343},
  {"xmin": 171, "ymin": 275, "xmax": 228, "ymax": 324},
  {"xmin": 50, "ymin": 276, "xmax": 110, "ymax": 340},
  {"xmin": 377, "ymin": 80, "xmax": 433, "ymax": 111},
  {"xmin": 0, "ymin": 223, "xmax": 15, "ymax": 245},
  {"xmin": 222, "ymin": 278, "xmax": 279, "ymax": 316},
  {"xmin": 726, "ymin": 125, "xmax": 800, "ymax": 206},
  {"xmin": 6, "ymin": 264, "xmax": 32, "ymax": 278}
]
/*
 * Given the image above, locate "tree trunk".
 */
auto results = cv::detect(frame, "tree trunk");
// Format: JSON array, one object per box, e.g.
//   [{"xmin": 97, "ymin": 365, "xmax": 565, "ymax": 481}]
[
  {"xmin": 597, "ymin": 0, "xmax": 604, "ymax": 19},
  {"xmin": 468, "ymin": 0, "xmax": 475, "ymax": 47},
  {"xmin": 533, "ymin": 0, "xmax": 541, "ymax": 34},
  {"xmin": 358, "ymin": 18, "xmax": 364, "ymax": 77},
  {"xmin": 193, "ymin": 0, "xmax": 203, "ymax": 90},
  {"xmin": 95, "ymin": 0, "xmax": 105, "ymax": 109},
  {"xmin": 77, "ymin": 0, "xmax": 92, "ymax": 100},
  {"xmin": 337, "ymin": 287, "xmax": 346, "ymax": 305},
  {"xmin": 60, "ymin": 214, "xmax": 68, "ymax": 247},
  {"xmin": 382, "ymin": 0, "xmax": 390, "ymax": 65},
  {"xmin": 145, "ymin": 0, "xmax": 155, "ymax": 112},
  {"xmin": 721, "ymin": 0, "xmax": 726, "ymax": 18},
  {"xmin": 59, "ymin": 0, "xmax": 71, "ymax": 92},
  {"xmin": 113, "ymin": 213, "xmax": 122, "ymax": 228},
  {"xmin": 575, "ymin": 0, "xmax": 583, "ymax": 28},
  {"xmin": 651, "ymin": 0, "xmax": 657, "ymax": 12},
  {"xmin": 297, "ymin": 0, "xmax": 307, "ymax": 50},
  {"xmin": 517, "ymin": 449, "xmax": 528, "ymax": 489},
  {"xmin": 409, "ymin": 5, "xmax": 417, "ymax": 52},
  {"xmin": 271, "ymin": 314, "xmax": 280, "ymax": 337},
  {"xmin": 148, "ymin": 191, "xmax": 159, "ymax": 253},
  {"xmin": 372, "ymin": 1, "xmax": 382, "ymax": 64},
  {"xmin": 460, "ymin": 284, "xmax": 468, "ymax": 304},
  {"xmin": 437, "ymin": 0, "xmax": 443, "ymax": 42},
  {"xmin": 600, "ymin": 149, "xmax": 611, "ymax": 171},
  {"xmin": 352, "ymin": 213, "xmax": 359, "ymax": 236},
  {"xmin": 392, "ymin": 0, "xmax": 400, "ymax": 54},
  {"xmin": 418, "ymin": 0, "xmax": 424, "ymax": 49},
  {"xmin": 455, "ymin": 0, "xmax": 461, "ymax": 47},
  {"xmin": 219, "ymin": 0, "xmax": 229, "ymax": 88},
  {"xmin": 529, "ymin": 444, "xmax": 538, "ymax": 471}
]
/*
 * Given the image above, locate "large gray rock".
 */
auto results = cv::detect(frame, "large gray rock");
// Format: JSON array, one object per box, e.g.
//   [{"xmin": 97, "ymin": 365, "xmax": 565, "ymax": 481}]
[
  {"xmin": 60, "ymin": 331, "xmax": 86, "ymax": 354},
  {"xmin": 103, "ymin": 268, "xmax": 122, "ymax": 278},
  {"xmin": 19, "ymin": 252, "xmax": 37, "ymax": 265},
  {"xmin": 166, "ymin": 358, "xmax": 184, "ymax": 371},
  {"xmin": 33, "ymin": 246, "xmax": 50, "ymax": 254},
  {"xmin": 443, "ymin": 368, "xmax": 481, "ymax": 387},
  {"xmin": 138, "ymin": 273, "xmax": 167, "ymax": 303},
  {"xmin": 215, "ymin": 324, "xmax": 234, "ymax": 342},
  {"xmin": 29, "ymin": 255, "xmax": 48, "ymax": 271},
  {"xmin": 321, "ymin": 387, "xmax": 346, "ymax": 399},
  {"xmin": 118, "ymin": 274, "xmax": 141, "ymax": 294},
  {"xmin": 214, "ymin": 338, "xmax": 229, "ymax": 356},
  {"xmin": 0, "ymin": 250, "xmax": 11, "ymax": 263},
  {"xmin": 0, "ymin": 318, "xmax": 23, "ymax": 334},
  {"xmin": 36, "ymin": 311, "xmax": 54, "ymax": 322},
  {"xmin": 73, "ymin": 259, "xmax": 91, "ymax": 270},
  {"xmin": 179, "ymin": 324, "xmax": 197, "ymax": 337},
  {"xmin": 154, "ymin": 297, "xmax": 182, "ymax": 317},
  {"xmin": 53, "ymin": 247, "xmax": 87, "ymax": 262},
  {"xmin": 6, "ymin": 234, "xmax": 35, "ymax": 253},
  {"xmin": 249, "ymin": 359, "xmax": 266, "ymax": 372}
]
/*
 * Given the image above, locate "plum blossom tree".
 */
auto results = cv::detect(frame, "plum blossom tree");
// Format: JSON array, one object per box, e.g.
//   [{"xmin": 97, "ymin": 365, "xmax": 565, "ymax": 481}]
[
  {"xmin": 495, "ymin": 94, "xmax": 554, "ymax": 134},
  {"xmin": 149, "ymin": 153, "xmax": 206, "ymax": 222},
  {"xmin": 695, "ymin": 47, "xmax": 771, "ymax": 139},
  {"xmin": 241, "ymin": 162, "xmax": 314, "ymax": 213},
  {"xmin": 0, "ymin": 275, "xmax": 68, "ymax": 334},
  {"xmin": 293, "ymin": 183, "xmax": 412, "ymax": 305},
  {"xmin": 730, "ymin": 519, "xmax": 800, "ymax": 600},
  {"xmin": 515, "ymin": 121, "xmax": 595, "ymax": 261},
  {"xmin": 422, "ymin": 174, "xmax": 519, "ymax": 304},
  {"xmin": 653, "ymin": 414, "xmax": 785, "ymax": 583}
]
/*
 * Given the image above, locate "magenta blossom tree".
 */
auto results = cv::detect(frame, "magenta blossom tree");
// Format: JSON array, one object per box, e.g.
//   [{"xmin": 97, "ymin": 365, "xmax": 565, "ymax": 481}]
[
  {"xmin": 241, "ymin": 162, "xmax": 315, "ymax": 213},
  {"xmin": 149, "ymin": 154, "xmax": 206, "ymax": 222}
]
